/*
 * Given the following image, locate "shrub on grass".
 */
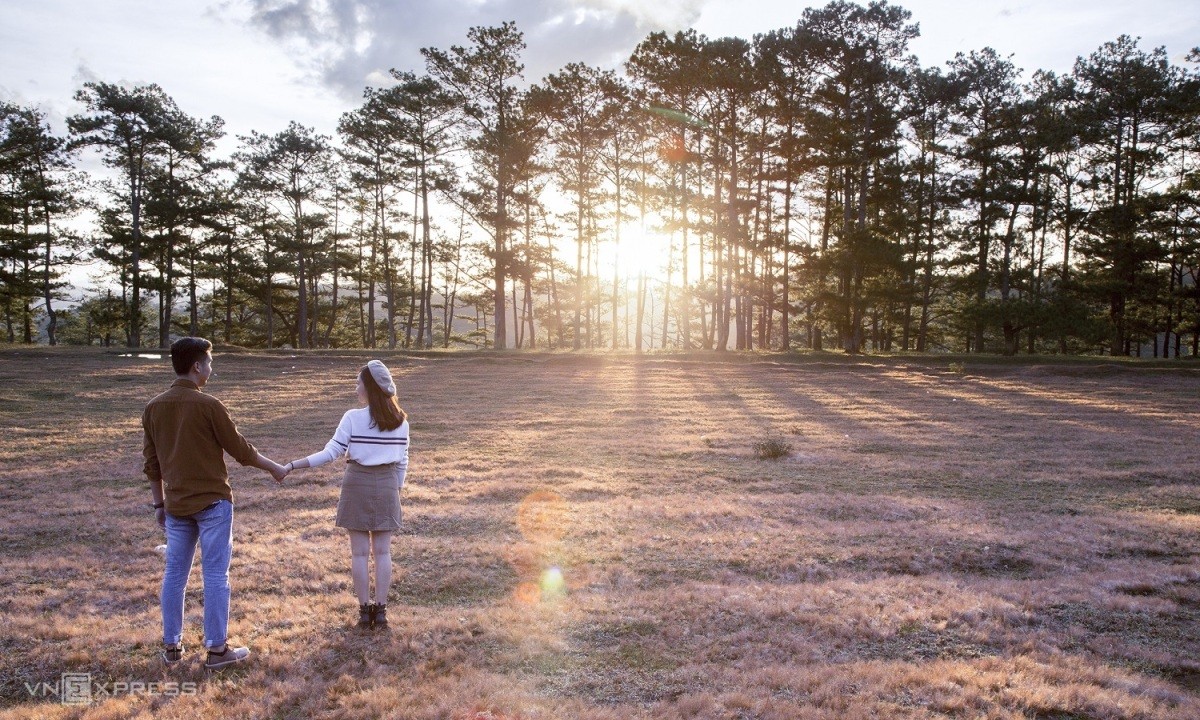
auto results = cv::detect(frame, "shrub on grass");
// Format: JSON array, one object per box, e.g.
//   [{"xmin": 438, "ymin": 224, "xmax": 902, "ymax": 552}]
[{"xmin": 753, "ymin": 438, "xmax": 791, "ymax": 460}]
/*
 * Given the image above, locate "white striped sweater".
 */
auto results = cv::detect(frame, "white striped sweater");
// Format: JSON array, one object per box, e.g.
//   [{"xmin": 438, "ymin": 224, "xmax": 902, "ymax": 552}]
[{"xmin": 304, "ymin": 407, "xmax": 410, "ymax": 468}]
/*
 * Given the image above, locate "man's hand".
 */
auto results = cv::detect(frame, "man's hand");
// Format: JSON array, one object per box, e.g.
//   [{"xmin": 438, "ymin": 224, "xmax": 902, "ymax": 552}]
[
  {"xmin": 252, "ymin": 453, "xmax": 289, "ymax": 484},
  {"xmin": 155, "ymin": 507, "xmax": 166, "ymax": 530},
  {"xmin": 269, "ymin": 460, "xmax": 289, "ymax": 484}
]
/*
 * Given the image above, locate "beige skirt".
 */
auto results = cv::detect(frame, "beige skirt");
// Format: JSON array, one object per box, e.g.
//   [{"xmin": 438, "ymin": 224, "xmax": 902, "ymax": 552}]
[{"xmin": 336, "ymin": 461, "xmax": 404, "ymax": 531}]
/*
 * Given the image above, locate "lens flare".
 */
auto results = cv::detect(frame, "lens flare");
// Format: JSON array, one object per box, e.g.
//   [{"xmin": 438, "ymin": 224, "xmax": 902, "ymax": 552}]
[
  {"xmin": 541, "ymin": 566, "xmax": 565, "ymax": 596},
  {"xmin": 515, "ymin": 489, "xmax": 568, "ymax": 543},
  {"xmin": 514, "ymin": 581, "xmax": 541, "ymax": 605}
]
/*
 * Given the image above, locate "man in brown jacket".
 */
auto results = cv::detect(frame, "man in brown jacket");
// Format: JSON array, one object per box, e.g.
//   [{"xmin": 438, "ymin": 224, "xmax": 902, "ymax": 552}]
[{"xmin": 143, "ymin": 337, "xmax": 287, "ymax": 670}]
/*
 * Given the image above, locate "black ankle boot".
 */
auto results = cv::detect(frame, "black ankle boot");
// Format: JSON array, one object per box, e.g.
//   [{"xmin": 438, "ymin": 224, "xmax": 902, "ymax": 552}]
[
  {"xmin": 357, "ymin": 603, "xmax": 373, "ymax": 629},
  {"xmin": 373, "ymin": 603, "xmax": 388, "ymax": 631}
]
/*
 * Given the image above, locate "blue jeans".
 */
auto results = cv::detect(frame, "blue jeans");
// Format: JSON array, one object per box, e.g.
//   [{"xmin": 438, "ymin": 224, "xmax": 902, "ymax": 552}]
[{"xmin": 161, "ymin": 499, "xmax": 233, "ymax": 649}]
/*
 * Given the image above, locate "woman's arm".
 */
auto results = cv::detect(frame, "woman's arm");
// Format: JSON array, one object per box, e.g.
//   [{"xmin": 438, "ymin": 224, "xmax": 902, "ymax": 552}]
[
  {"xmin": 284, "ymin": 457, "xmax": 311, "ymax": 472},
  {"xmin": 284, "ymin": 411, "xmax": 352, "ymax": 471}
]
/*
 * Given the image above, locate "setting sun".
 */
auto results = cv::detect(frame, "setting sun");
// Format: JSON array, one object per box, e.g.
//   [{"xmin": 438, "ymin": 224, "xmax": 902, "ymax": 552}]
[{"xmin": 609, "ymin": 222, "xmax": 669, "ymax": 282}]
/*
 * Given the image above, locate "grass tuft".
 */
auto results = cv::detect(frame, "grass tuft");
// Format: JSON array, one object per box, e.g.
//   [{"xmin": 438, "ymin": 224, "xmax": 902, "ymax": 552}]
[{"xmin": 753, "ymin": 437, "xmax": 792, "ymax": 460}]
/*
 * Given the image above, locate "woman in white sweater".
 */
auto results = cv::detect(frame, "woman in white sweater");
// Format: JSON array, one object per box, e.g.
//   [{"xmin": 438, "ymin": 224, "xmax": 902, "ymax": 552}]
[{"xmin": 284, "ymin": 360, "xmax": 409, "ymax": 630}]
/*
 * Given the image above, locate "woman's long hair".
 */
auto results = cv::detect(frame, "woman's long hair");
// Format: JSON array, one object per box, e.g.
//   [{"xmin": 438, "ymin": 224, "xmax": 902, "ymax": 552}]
[{"xmin": 360, "ymin": 366, "xmax": 406, "ymax": 431}]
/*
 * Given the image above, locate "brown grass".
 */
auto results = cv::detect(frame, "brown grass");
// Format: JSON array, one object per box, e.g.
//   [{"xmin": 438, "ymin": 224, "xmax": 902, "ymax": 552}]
[{"xmin": 1, "ymin": 347, "xmax": 1198, "ymax": 719}]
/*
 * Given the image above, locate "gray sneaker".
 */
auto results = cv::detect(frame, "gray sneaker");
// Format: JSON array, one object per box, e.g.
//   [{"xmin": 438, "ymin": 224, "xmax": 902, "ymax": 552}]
[{"xmin": 204, "ymin": 644, "xmax": 250, "ymax": 670}]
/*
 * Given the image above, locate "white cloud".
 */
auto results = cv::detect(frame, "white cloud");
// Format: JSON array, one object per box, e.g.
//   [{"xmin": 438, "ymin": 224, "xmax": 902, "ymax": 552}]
[
  {"xmin": 239, "ymin": 0, "xmax": 705, "ymax": 96},
  {"xmin": 3, "ymin": 0, "xmax": 1196, "ymax": 149},
  {"xmin": 569, "ymin": 0, "xmax": 703, "ymax": 30}
]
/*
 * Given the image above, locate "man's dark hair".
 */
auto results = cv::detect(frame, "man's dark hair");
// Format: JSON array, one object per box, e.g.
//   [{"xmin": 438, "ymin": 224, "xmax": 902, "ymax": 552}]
[{"xmin": 171, "ymin": 337, "xmax": 213, "ymax": 376}]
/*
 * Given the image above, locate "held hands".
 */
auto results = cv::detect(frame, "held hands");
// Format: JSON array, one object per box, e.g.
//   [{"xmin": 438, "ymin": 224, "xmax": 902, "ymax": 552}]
[
  {"xmin": 265, "ymin": 455, "xmax": 306, "ymax": 483},
  {"xmin": 268, "ymin": 459, "xmax": 290, "ymax": 484},
  {"xmin": 255, "ymin": 452, "xmax": 290, "ymax": 484}
]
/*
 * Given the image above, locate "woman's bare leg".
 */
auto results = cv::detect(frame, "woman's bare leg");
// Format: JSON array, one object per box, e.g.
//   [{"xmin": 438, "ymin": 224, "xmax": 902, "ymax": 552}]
[
  {"xmin": 348, "ymin": 530, "xmax": 371, "ymax": 605},
  {"xmin": 371, "ymin": 531, "xmax": 393, "ymax": 605}
]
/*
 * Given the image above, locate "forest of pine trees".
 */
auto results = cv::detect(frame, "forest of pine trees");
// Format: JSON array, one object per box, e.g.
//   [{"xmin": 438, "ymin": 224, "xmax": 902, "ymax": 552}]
[{"xmin": 2, "ymin": 1, "xmax": 1199, "ymax": 355}]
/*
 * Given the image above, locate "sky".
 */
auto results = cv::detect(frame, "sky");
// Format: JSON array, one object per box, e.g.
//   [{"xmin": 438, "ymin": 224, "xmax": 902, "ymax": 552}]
[{"xmin": 2, "ymin": 0, "xmax": 1197, "ymax": 152}]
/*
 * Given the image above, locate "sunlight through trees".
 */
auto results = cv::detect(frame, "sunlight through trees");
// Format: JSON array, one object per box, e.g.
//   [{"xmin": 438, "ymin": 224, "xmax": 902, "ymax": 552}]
[{"xmin": 2, "ymin": 3, "xmax": 1198, "ymax": 354}]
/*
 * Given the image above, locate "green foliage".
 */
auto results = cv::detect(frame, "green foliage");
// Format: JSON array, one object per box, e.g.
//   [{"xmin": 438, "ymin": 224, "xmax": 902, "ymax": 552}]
[{"xmin": 12, "ymin": 11, "xmax": 1200, "ymax": 355}]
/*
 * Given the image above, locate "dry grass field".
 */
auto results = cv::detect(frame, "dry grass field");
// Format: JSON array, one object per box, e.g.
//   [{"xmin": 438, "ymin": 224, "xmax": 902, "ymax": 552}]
[{"xmin": 1, "ymin": 347, "xmax": 1199, "ymax": 719}]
